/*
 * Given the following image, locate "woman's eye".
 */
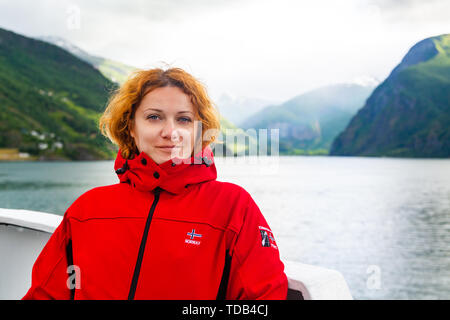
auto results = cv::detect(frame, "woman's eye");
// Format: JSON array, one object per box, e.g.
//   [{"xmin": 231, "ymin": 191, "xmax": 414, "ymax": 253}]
[
  {"xmin": 146, "ymin": 115, "xmax": 191, "ymax": 123},
  {"xmin": 179, "ymin": 117, "xmax": 192, "ymax": 123},
  {"xmin": 147, "ymin": 115, "xmax": 160, "ymax": 120}
]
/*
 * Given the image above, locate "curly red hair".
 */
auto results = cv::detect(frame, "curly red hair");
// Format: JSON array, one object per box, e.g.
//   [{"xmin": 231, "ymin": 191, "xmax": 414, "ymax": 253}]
[{"xmin": 99, "ymin": 67, "xmax": 221, "ymax": 159}]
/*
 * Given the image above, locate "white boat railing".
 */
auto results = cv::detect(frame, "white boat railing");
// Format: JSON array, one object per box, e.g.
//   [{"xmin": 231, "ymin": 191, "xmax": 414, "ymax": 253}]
[{"xmin": 0, "ymin": 208, "xmax": 353, "ymax": 300}]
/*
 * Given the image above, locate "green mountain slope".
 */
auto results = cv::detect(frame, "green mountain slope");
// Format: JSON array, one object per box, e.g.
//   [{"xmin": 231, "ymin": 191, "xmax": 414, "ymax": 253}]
[
  {"xmin": 241, "ymin": 84, "xmax": 375, "ymax": 155},
  {"xmin": 37, "ymin": 36, "xmax": 137, "ymax": 85},
  {"xmin": 213, "ymin": 115, "xmax": 259, "ymax": 155},
  {"xmin": 330, "ymin": 34, "xmax": 450, "ymax": 158},
  {"xmin": 0, "ymin": 27, "xmax": 117, "ymax": 160}
]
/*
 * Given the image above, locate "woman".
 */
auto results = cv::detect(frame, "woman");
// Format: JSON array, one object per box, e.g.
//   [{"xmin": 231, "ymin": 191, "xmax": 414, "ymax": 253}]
[{"xmin": 23, "ymin": 67, "xmax": 288, "ymax": 300}]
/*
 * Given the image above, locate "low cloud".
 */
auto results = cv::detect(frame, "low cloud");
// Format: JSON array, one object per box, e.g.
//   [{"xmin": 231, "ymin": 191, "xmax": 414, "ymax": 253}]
[{"xmin": 0, "ymin": 0, "xmax": 448, "ymax": 102}]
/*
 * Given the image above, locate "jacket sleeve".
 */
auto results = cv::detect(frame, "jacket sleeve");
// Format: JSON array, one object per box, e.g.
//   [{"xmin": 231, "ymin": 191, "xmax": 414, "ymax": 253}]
[
  {"xmin": 226, "ymin": 195, "xmax": 288, "ymax": 300},
  {"xmin": 22, "ymin": 213, "xmax": 72, "ymax": 300}
]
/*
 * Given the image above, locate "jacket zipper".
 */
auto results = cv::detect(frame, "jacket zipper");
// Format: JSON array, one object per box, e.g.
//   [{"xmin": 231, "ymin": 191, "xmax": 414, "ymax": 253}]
[{"xmin": 128, "ymin": 187, "xmax": 161, "ymax": 300}]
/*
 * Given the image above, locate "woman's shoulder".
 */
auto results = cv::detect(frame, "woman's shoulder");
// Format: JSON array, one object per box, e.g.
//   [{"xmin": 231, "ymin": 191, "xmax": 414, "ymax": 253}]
[
  {"xmin": 201, "ymin": 180, "xmax": 257, "ymax": 214},
  {"xmin": 64, "ymin": 183, "xmax": 133, "ymax": 219},
  {"xmin": 74, "ymin": 183, "xmax": 127, "ymax": 202},
  {"xmin": 202, "ymin": 180, "xmax": 264, "ymax": 232},
  {"xmin": 204, "ymin": 179, "xmax": 248, "ymax": 192},
  {"xmin": 204, "ymin": 180, "xmax": 252, "ymax": 199}
]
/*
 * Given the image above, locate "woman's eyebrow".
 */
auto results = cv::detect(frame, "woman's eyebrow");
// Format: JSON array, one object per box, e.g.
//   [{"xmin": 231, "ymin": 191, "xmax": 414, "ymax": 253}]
[{"xmin": 144, "ymin": 107, "xmax": 193, "ymax": 115}]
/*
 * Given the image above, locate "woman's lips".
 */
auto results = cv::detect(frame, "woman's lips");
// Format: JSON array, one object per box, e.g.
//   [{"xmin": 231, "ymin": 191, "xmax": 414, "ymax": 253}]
[{"xmin": 157, "ymin": 146, "xmax": 181, "ymax": 153}]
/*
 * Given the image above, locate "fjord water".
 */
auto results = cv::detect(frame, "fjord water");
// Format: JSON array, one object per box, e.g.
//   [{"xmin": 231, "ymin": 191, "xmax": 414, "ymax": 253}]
[{"xmin": 0, "ymin": 156, "xmax": 449, "ymax": 299}]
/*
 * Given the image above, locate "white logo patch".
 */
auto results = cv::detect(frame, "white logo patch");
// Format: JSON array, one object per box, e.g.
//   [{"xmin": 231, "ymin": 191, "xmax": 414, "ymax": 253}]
[{"xmin": 185, "ymin": 228, "xmax": 202, "ymax": 246}]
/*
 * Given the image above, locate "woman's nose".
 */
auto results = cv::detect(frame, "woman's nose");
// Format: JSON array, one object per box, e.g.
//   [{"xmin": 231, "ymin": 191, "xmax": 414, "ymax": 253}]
[{"xmin": 161, "ymin": 120, "xmax": 177, "ymax": 140}]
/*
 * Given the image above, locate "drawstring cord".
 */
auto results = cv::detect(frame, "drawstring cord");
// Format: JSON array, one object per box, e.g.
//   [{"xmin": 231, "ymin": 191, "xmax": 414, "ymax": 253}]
[
  {"xmin": 115, "ymin": 160, "xmax": 129, "ymax": 174},
  {"xmin": 190, "ymin": 156, "xmax": 211, "ymax": 167},
  {"xmin": 116, "ymin": 155, "xmax": 211, "ymax": 176}
]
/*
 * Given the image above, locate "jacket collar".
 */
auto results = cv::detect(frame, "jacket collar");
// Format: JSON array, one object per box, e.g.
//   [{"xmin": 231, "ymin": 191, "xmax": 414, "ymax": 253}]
[{"xmin": 114, "ymin": 146, "xmax": 217, "ymax": 195}]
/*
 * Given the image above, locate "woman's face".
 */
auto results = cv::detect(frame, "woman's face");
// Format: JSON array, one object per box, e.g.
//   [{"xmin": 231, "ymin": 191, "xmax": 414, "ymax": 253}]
[{"xmin": 130, "ymin": 86, "xmax": 196, "ymax": 164}]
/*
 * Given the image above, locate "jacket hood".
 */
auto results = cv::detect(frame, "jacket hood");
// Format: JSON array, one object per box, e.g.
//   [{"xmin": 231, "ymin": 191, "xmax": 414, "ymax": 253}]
[{"xmin": 114, "ymin": 146, "xmax": 217, "ymax": 194}]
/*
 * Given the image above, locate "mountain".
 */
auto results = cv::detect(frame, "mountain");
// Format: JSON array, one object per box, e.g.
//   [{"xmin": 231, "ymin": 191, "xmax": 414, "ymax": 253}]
[
  {"xmin": 330, "ymin": 34, "xmax": 450, "ymax": 158},
  {"xmin": 37, "ymin": 36, "xmax": 137, "ymax": 84},
  {"xmin": 240, "ymin": 83, "xmax": 376, "ymax": 155},
  {"xmin": 213, "ymin": 115, "xmax": 260, "ymax": 156},
  {"xmin": 0, "ymin": 27, "xmax": 117, "ymax": 160},
  {"xmin": 215, "ymin": 93, "xmax": 276, "ymax": 126}
]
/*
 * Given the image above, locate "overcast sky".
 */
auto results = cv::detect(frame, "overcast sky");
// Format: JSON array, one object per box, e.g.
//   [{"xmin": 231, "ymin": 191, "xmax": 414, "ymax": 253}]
[{"xmin": 0, "ymin": 0, "xmax": 449, "ymax": 103}]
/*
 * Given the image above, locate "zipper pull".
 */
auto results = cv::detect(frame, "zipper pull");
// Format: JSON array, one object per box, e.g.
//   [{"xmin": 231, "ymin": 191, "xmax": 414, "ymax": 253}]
[{"xmin": 153, "ymin": 186, "xmax": 162, "ymax": 195}]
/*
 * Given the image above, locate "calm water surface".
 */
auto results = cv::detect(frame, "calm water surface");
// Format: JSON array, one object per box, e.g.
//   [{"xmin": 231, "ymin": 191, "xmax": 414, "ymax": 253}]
[{"xmin": 0, "ymin": 156, "xmax": 449, "ymax": 299}]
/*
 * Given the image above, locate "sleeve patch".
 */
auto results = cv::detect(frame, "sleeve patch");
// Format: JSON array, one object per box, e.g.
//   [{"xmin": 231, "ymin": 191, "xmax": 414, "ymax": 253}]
[{"xmin": 258, "ymin": 226, "xmax": 278, "ymax": 249}]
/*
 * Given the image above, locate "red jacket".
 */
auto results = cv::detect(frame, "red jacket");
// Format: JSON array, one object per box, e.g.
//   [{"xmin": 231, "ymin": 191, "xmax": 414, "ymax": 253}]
[{"xmin": 23, "ymin": 147, "xmax": 288, "ymax": 300}]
